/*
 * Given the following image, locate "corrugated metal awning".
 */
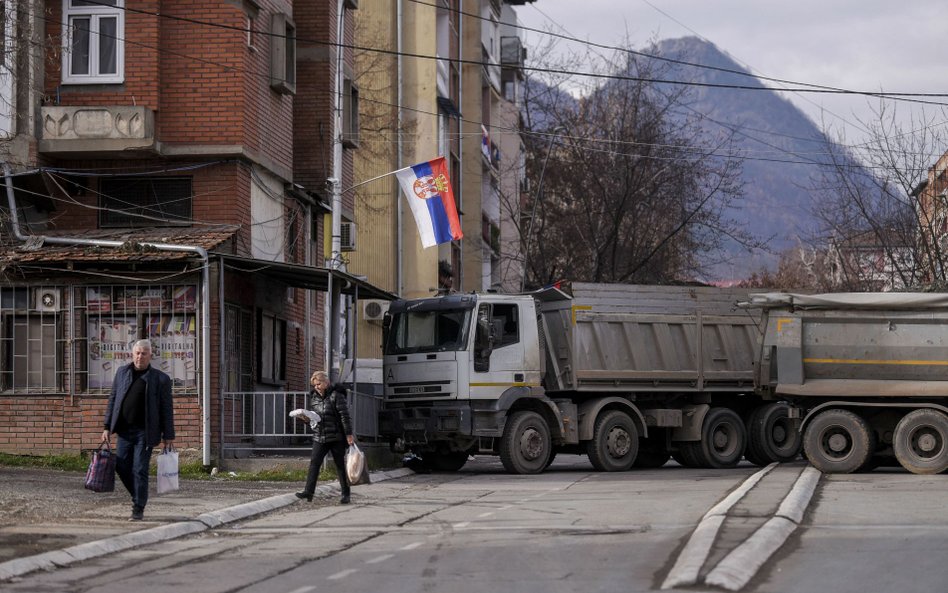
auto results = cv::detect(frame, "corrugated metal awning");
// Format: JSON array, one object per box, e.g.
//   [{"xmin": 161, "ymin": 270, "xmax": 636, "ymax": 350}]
[{"xmin": 217, "ymin": 253, "xmax": 395, "ymax": 301}]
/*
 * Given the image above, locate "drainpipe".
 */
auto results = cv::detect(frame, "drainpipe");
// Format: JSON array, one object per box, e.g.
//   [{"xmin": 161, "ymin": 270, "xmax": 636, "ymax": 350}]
[
  {"xmin": 457, "ymin": 5, "xmax": 464, "ymax": 291},
  {"xmin": 396, "ymin": 0, "xmax": 403, "ymax": 296},
  {"xmin": 4, "ymin": 164, "xmax": 214, "ymax": 467}
]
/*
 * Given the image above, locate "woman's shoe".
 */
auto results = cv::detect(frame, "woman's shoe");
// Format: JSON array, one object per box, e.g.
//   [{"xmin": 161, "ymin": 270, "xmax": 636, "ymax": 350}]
[
  {"xmin": 295, "ymin": 491, "xmax": 313, "ymax": 502},
  {"xmin": 340, "ymin": 494, "xmax": 350, "ymax": 504}
]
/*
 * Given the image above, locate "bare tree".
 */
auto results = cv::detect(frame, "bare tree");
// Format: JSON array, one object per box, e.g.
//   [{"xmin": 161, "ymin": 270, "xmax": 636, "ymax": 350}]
[
  {"xmin": 515, "ymin": 39, "xmax": 758, "ymax": 288},
  {"xmin": 809, "ymin": 101, "xmax": 948, "ymax": 291}
]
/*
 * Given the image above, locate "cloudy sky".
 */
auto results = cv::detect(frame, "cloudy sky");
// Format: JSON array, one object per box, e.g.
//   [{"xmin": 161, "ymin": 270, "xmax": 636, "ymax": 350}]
[{"xmin": 514, "ymin": 0, "xmax": 948, "ymax": 145}]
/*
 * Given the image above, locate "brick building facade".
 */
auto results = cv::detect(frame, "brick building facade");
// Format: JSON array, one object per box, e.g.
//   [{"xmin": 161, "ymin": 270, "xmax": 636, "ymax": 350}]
[{"xmin": 0, "ymin": 0, "xmax": 388, "ymax": 461}]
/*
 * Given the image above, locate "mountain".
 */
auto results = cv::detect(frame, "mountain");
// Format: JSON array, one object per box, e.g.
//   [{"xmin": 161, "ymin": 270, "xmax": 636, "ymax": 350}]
[{"xmin": 651, "ymin": 37, "xmax": 836, "ymax": 280}]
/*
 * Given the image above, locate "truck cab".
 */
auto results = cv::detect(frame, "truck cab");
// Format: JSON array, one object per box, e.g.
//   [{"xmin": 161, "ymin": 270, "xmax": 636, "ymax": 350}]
[{"xmin": 379, "ymin": 293, "xmax": 544, "ymax": 470}]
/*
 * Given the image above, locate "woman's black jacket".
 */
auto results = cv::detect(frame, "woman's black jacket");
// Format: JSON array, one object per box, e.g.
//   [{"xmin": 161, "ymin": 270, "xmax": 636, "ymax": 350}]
[{"xmin": 308, "ymin": 383, "xmax": 353, "ymax": 443}]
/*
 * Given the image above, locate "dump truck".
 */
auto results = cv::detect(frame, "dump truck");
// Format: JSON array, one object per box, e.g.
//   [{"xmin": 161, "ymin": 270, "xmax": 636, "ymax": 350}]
[
  {"xmin": 748, "ymin": 291, "xmax": 948, "ymax": 475},
  {"xmin": 378, "ymin": 283, "xmax": 801, "ymax": 474}
]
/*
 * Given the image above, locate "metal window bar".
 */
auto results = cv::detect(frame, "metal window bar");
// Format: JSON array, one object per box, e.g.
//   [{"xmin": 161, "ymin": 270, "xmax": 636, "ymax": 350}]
[{"xmin": 0, "ymin": 286, "xmax": 63, "ymax": 394}]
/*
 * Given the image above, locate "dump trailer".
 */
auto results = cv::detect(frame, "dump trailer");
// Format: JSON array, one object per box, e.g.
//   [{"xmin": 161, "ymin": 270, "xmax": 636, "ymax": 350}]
[
  {"xmin": 749, "ymin": 291, "xmax": 948, "ymax": 474},
  {"xmin": 378, "ymin": 283, "xmax": 799, "ymax": 474}
]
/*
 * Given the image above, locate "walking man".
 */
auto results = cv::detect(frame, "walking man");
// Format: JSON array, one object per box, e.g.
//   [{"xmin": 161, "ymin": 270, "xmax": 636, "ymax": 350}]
[{"xmin": 101, "ymin": 339, "xmax": 174, "ymax": 521}]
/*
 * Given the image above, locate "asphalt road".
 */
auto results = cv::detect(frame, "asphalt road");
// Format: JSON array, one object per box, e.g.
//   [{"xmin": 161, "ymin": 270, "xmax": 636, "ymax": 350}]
[{"xmin": 3, "ymin": 456, "xmax": 948, "ymax": 593}]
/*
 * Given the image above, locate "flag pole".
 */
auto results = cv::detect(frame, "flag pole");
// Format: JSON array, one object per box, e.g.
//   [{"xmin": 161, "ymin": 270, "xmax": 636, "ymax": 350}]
[{"xmin": 340, "ymin": 167, "xmax": 406, "ymax": 195}]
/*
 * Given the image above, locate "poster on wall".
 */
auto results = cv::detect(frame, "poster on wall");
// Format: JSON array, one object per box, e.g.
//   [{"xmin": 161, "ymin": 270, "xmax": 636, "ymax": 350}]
[
  {"xmin": 148, "ymin": 315, "xmax": 197, "ymax": 389},
  {"xmin": 88, "ymin": 317, "xmax": 138, "ymax": 389}
]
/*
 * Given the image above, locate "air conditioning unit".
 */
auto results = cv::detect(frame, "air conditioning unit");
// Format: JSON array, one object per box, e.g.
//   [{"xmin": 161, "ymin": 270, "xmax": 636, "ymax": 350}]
[
  {"xmin": 340, "ymin": 221, "xmax": 356, "ymax": 252},
  {"xmin": 34, "ymin": 288, "xmax": 61, "ymax": 312},
  {"xmin": 362, "ymin": 299, "xmax": 389, "ymax": 323}
]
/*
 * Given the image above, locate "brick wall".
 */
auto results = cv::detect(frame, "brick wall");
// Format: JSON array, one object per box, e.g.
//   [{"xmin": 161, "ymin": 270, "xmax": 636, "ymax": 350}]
[{"xmin": 0, "ymin": 395, "xmax": 202, "ymax": 455}]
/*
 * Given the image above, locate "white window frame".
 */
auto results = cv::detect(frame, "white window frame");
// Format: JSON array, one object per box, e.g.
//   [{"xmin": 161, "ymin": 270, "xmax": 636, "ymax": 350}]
[
  {"xmin": 0, "ymin": 0, "xmax": 15, "ymax": 138},
  {"xmin": 62, "ymin": 0, "xmax": 125, "ymax": 84}
]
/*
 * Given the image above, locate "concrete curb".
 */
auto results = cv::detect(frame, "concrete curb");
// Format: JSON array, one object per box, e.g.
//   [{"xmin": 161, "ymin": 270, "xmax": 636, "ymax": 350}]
[
  {"xmin": 0, "ymin": 466, "xmax": 415, "ymax": 582},
  {"xmin": 661, "ymin": 463, "xmax": 777, "ymax": 590},
  {"xmin": 705, "ymin": 466, "xmax": 822, "ymax": 591}
]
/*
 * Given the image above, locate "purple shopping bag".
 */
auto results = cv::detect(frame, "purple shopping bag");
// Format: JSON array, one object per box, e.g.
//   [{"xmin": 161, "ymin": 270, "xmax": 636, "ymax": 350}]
[{"xmin": 84, "ymin": 442, "xmax": 116, "ymax": 493}]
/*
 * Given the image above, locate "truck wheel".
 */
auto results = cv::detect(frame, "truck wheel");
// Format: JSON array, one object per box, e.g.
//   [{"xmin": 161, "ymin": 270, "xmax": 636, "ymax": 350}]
[
  {"xmin": 500, "ymin": 411, "xmax": 551, "ymax": 474},
  {"xmin": 633, "ymin": 445, "xmax": 670, "ymax": 468},
  {"xmin": 698, "ymin": 408, "xmax": 746, "ymax": 468},
  {"xmin": 672, "ymin": 444, "xmax": 703, "ymax": 468},
  {"xmin": 587, "ymin": 410, "xmax": 639, "ymax": 471},
  {"xmin": 893, "ymin": 409, "xmax": 948, "ymax": 475},
  {"xmin": 746, "ymin": 403, "xmax": 802, "ymax": 466},
  {"xmin": 634, "ymin": 435, "xmax": 670, "ymax": 468},
  {"xmin": 803, "ymin": 409, "xmax": 872, "ymax": 473},
  {"xmin": 427, "ymin": 451, "xmax": 469, "ymax": 472}
]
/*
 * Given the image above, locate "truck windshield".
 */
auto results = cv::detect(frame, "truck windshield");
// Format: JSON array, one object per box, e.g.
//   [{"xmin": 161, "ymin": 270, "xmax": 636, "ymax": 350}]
[{"xmin": 384, "ymin": 309, "xmax": 472, "ymax": 355}]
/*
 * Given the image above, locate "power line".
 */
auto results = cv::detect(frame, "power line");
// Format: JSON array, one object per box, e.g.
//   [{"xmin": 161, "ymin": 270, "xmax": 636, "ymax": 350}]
[{"xmin": 58, "ymin": 1, "xmax": 948, "ymax": 105}]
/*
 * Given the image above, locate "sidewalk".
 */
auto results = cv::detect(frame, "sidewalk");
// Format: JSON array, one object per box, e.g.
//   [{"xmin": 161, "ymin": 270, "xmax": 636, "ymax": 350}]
[{"xmin": 0, "ymin": 465, "xmax": 413, "ymax": 582}]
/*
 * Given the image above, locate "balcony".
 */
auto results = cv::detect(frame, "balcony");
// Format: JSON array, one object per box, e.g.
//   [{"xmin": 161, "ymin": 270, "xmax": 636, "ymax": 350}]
[
  {"xmin": 39, "ymin": 105, "xmax": 156, "ymax": 156},
  {"xmin": 501, "ymin": 36, "xmax": 525, "ymax": 68}
]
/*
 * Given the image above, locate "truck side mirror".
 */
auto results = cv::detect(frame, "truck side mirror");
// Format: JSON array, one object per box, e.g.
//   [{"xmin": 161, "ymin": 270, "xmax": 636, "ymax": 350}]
[{"xmin": 381, "ymin": 312, "xmax": 392, "ymax": 349}]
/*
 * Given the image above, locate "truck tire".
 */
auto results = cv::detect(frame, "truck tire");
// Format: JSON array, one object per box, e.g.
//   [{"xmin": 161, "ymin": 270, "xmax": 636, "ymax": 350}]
[
  {"xmin": 500, "ymin": 411, "xmax": 551, "ymax": 474},
  {"xmin": 634, "ymin": 435, "xmax": 670, "ymax": 468},
  {"xmin": 803, "ymin": 409, "xmax": 872, "ymax": 473},
  {"xmin": 892, "ymin": 409, "xmax": 948, "ymax": 475},
  {"xmin": 672, "ymin": 444, "xmax": 703, "ymax": 468},
  {"xmin": 746, "ymin": 403, "xmax": 802, "ymax": 466},
  {"xmin": 427, "ymin": 451, "xmax": 469, "ymax": 472},
  {"xmin": 586, "ymin": 410, "xmax": 639, "ymax": 471},
  {"xmin": 697, "ymin": 407, "xmax": 746, "ymax": 468}
]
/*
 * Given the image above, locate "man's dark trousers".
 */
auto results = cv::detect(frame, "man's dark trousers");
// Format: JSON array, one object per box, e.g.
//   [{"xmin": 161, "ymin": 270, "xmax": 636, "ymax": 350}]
[{"xmin": 116, "ymin": 427, "xmax": 152, "ymax": 510}]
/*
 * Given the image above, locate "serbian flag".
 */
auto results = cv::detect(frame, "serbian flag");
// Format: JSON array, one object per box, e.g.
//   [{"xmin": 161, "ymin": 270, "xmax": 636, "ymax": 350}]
[{"xmin": 396, "ymin": 157, "xmax": 463, "ymax": 248}]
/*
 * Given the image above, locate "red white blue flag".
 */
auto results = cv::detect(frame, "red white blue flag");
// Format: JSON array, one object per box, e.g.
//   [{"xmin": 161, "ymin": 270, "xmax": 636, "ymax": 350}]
[{"xmin": 396, "ymin": 157, "xmax": 463, "ymax": 248}]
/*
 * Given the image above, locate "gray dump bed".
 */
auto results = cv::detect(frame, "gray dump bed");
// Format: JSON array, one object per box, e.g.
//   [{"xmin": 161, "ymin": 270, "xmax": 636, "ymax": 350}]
[
  {"xmin": 748, "ymin": 291, "xmax": 948, "ymax": 397},
  {"xmin": 536, "ymin": 283, "xmax": 761, "ymax": 393}
]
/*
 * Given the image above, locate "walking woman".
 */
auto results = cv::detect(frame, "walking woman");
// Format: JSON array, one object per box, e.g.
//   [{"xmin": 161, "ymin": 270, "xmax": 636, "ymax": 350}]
[{"xmin": 295, "ymin": 371, "xmax": 354, "ymax": 504}]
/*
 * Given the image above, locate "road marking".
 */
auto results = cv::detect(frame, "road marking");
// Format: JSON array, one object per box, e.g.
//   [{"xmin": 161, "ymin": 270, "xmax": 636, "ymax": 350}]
[
  {"xmin": 286, "ymin": 587, "xmax": 317, "ymax": 593},
  {"xmin": 328, "ymin": 569, "xmax": 357, "ymax": 580},
  {"xmin": 400, "ymin": 541, "xmax": 423, "ymax": 550},
  {"xmin": 499, "ymin": 505, "xmax": 513, "ymax": 510},
  {"xmin": 452, "ymin": 522, "xmax": 470, "ymax": 529},
  {"xmin": 478, "ymin": 512, "xmax": 494, "ymax": 518},
  {"xmin": 661, "ymin": 463, "xmax": 777, "ymax": 589},
  {"xmin": 366, "ymin": 554, "xmax": 394, "ymax": 564}
]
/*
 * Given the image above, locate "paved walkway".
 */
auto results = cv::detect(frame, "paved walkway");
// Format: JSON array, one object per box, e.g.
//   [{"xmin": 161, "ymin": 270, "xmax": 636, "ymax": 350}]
[{"xmin": 0, "ymin": 465, "xmax": 413, "ymax": 582}]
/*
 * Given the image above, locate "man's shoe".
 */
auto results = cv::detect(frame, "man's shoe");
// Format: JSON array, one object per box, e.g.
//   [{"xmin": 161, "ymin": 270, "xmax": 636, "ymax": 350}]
[
  {"xmin": 295, "ymin": 491, "xmax": 313, "ymax": 502},
  {"xmin": 340, "ymin": 494, "xmax": 350, "ymax": 504},
  {"xmin": 129, "ymin": 506, "xmax": 144, "ymax": 521}
]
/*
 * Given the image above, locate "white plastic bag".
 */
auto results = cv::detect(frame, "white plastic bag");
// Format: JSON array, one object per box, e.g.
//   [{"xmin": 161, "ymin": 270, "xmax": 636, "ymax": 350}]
[
  {"xmin": 289, "ymin": 408, "xmax": 321, "ymax": 429},
  {"xmin": 346, "ymin": 443, "xmax": 370, "ymax": 485},
  {"xmin": 157, "ymin": 447, "xmax": 180, "ymax": 494}
]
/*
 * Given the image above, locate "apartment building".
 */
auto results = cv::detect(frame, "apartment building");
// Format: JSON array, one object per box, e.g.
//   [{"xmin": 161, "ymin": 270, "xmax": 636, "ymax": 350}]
[
  {"xmin": 0, "ymin": 0, "xmax": 388, "ymax": 460},
  {"xmin": 349, "ymin": 0, "xmax": 533, "ymax": 366}
]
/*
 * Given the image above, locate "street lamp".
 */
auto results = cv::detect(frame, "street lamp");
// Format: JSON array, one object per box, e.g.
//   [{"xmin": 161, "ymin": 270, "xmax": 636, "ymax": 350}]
[{"xmin": 521, "ymin": 126, "xmax": 565, "ymax": 292}]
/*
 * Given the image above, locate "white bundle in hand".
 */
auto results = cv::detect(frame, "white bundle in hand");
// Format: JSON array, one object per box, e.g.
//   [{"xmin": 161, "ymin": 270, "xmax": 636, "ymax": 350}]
[{"xmin": 290, "ymin": 409, "xmax": 321, "ymax": 429}]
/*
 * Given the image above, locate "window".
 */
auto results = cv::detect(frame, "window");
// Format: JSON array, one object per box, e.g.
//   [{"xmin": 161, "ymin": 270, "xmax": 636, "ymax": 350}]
[
  {"xmin": 259, "ymin": 311, "xmax": 286, "ymax": 384},
  {"xmin": 243, "ymin": 0, "xmax": 259, "ymax": 50},
  {"xmin": 85, "ymin": 285, "xmax": 198, "ymax": 391},
  {"xmin": 0, "ymin": 288, "xmax": 61, "ymax": 393},
  {"xmin": 62, "ymin": 0, "xmax": 124, "ymax": 84},
  {"xmin": 270, "ymin": 13, "xmax": 296, "ymax": 94},
  {"xmin": 98, "ymin": 176, "xmax": 192, "ymax": 227},
  {"xmin": 342, "ymin": 74, "xmax": 360, "ymax": 148}
]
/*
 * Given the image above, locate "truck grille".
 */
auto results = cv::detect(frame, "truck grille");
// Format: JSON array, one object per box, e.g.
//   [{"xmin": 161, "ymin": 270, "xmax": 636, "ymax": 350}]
[{"xmin": 388, "ymin": 381, "xmax": 452, "ymax": 399}]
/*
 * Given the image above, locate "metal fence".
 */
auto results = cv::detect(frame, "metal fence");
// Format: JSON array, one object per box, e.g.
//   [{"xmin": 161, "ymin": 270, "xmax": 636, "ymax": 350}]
[{"xmin": 221, "ymin": 390, "xmax": 381, "ymax": 455}]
